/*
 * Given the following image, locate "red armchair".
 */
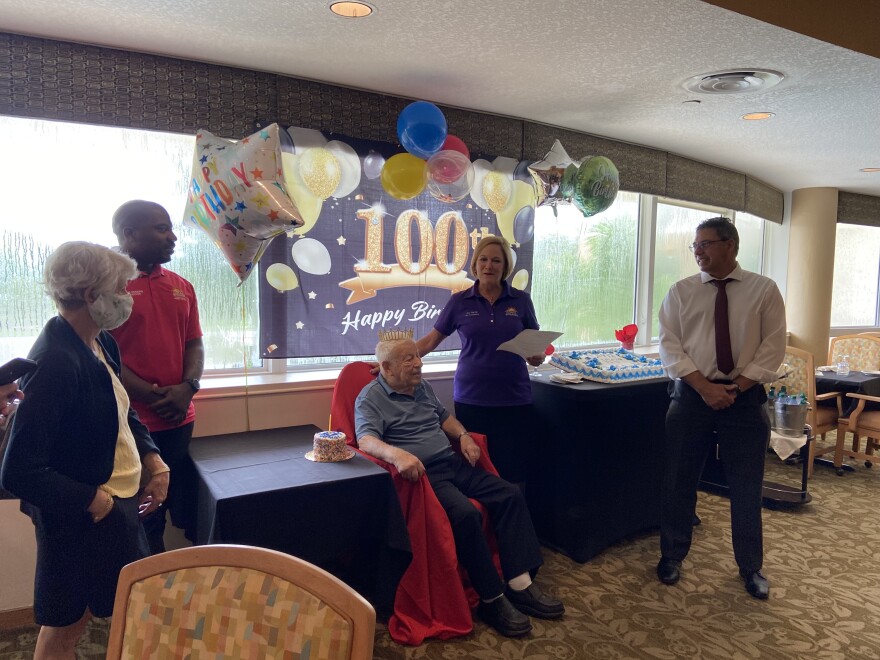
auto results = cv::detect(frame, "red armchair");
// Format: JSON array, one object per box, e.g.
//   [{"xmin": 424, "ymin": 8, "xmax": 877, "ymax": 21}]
[{"xmin": 330, "ymin": 361, "xmax": 500, "ymax": 645}]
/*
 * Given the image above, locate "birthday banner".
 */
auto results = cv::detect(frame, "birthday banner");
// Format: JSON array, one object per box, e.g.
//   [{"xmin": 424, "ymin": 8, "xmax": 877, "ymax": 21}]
[{"xmin": 257, "ymin": 129, "xmax": 537, "ymax": 358}]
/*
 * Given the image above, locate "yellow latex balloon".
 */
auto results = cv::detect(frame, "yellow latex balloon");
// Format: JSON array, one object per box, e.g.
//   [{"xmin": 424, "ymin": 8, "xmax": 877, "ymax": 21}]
[
  {"xmin": 511, "ymin": 268, "xmax": 530, "ymax": 290},
  {"xmin": 381, "ymin": 153, "xmax": 427, "ymax": 200},
  {"xmin": 299, "ymin": 147, "xmax": 341, "ymax": 200},
  {"xmin": 495, "ymin": 180, "xmax": 538, "ymax": 244},
  {"xmin": 265, "ymin": 263, "xmax": 299, "ymax": 292},
  {"xmin": 282, "ymin": 152, "xmax": 324, "ymax": 236},
  {"xmin": 482, "ymin": 171, "xmax": 513, "ymax": 214}
]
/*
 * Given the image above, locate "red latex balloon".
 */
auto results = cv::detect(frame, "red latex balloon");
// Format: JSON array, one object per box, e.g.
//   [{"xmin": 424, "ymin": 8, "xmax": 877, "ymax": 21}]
[
  {"xmin": 442, "ymin": 134, "xmax": 470, "ymax": 160},
  {"xmin": 544, "ymin": 344, "xmax": 555, "ymax": 356}
]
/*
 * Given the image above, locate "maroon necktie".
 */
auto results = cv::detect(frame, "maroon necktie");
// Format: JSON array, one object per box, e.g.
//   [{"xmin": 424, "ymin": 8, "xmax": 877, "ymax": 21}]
[{"xmin": 711, "ymin": 278, "xmax": 735, "ymax": 375}]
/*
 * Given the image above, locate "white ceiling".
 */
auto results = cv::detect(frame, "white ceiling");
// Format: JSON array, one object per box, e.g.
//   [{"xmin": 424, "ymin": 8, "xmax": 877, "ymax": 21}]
[{"xmin": 2, "ymin": 0, "xmax": 878, "ymax": 198}]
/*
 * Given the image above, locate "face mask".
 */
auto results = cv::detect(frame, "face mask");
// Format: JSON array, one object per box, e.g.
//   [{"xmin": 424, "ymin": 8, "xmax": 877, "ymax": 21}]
[{"xmin": 88, "ymin": 292, "xmax": 134, "ymax": 330}]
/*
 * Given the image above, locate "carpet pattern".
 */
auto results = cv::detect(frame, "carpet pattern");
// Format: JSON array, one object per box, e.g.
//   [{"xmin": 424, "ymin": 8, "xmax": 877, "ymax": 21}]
[{"xmin": 2, "ymin": 452, "xmax": 880, "ymax": 659}]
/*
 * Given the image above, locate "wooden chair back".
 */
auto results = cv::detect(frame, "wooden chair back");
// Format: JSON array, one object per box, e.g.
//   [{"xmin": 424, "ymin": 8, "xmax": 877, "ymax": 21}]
[{"xmin": 106, "ymin": 544, "xmax": 375, "ymax": 659}]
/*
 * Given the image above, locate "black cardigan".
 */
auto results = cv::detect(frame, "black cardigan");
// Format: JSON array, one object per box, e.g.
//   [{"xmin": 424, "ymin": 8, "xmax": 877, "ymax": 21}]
[{"xmin": 0, "ymin": 316, "xmax": 158, "ymax": 524}]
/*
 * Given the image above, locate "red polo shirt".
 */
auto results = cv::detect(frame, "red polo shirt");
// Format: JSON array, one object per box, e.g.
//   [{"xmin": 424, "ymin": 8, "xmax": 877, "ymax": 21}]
[{"xmin": 110, "ymin": 266, "xmax": 202, "ymax": 432}]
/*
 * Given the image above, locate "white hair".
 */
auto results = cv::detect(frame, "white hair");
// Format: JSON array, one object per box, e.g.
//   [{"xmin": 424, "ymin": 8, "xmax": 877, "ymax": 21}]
[
  {"xmin": 44, "ymin": 241, "xmax": 137, "ymax": 308},
  {"xmin": 375, "ymin": 339, "xmax": 414, "ymax": 365}
]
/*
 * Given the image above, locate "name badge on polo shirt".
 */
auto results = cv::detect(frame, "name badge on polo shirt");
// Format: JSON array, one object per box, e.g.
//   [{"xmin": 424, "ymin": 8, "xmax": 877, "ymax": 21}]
[{"xmin": 465, "ymin": 310, "xmax": 479, "ymax": 317}]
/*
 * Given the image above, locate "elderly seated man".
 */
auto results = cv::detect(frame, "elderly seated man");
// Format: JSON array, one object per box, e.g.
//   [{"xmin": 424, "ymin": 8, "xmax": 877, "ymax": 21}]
[{"xmin": 354, "ymin": 333, "xmax": 564, "ymax": 637}]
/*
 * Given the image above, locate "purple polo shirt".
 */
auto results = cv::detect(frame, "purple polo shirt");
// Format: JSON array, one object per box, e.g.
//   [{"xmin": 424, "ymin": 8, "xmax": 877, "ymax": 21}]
[{"xmin": 434, "ymin": 280, "xmax": 539, "ymax": 406}]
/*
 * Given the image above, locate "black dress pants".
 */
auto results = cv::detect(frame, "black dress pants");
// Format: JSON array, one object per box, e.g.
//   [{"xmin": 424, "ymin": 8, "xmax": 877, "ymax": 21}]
[
  {"xmin": 425, "ymin": 453, "xmax": 544, "ymax": 600},
  {"xmin": 660, "ymin": 380, "xmax": 769, "ymax": 573},
  {"xmin": 142, "ymin": 421, "xmax": 196, "ymax": 554}
]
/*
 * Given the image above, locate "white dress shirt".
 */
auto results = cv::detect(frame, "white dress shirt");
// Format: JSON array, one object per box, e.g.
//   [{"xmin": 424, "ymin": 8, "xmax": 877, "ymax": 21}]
[{"xmin": 659, "ymin": 263, "xmax": 786, "ymax": 383}]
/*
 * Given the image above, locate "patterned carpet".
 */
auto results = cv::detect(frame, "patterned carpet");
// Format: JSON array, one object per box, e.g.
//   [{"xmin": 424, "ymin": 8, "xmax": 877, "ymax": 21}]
[{"xmin": 3, "ymin": 449, "xmax": 880, "ymax": 660}]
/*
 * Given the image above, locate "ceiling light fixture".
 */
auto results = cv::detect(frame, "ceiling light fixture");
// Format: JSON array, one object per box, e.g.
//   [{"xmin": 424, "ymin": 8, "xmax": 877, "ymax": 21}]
[
  {"xmin": 860, "ymin": 168, "xmax": 880, "ymax": 172},
  {"xmin": 742, "ymin": 112, "xmax": 775, "ymax": 121},
  {"xmin": 329, "ymin": 1, "xmax": 374, "ymax": 18}
]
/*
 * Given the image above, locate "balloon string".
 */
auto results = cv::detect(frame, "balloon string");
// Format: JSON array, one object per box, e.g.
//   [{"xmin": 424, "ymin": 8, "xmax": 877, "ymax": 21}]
[{"xmin": 239, "ymin": 283, "xmax": 252, "ymax": 431}]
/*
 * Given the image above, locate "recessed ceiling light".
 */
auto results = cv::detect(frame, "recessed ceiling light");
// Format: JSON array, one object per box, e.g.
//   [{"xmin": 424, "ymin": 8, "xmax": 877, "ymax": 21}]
[
  {"xmin": 684, "ymin": 70, "xmax": 784, "ymax": 95},
  {"xmin": 860, "ymin": 167, "xmax": 880, "ymax": 172},
  {"xmin": 742, "ymin": 112, "xmax": 775, "ymax": 121},
  {"xmin": 329, "ymin": 1, "xmax": 374, "ymax": 18}
]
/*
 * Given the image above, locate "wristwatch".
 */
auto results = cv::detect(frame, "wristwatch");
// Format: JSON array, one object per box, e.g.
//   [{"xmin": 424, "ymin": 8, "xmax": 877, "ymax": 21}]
[{"xmin": 185, "ymin": 378, "xmax": 201, "ymax": 393}]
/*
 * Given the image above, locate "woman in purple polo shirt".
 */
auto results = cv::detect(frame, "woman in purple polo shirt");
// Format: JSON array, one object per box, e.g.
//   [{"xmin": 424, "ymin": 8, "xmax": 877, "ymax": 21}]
[{"xmin": 416, "ymin": 236, "xmax": 544, "ymax": 484}]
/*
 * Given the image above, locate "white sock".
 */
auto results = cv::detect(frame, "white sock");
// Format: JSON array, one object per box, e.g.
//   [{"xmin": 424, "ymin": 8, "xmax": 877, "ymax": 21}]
[{"xmin": 508, "ymin": 573, "xmax": 532, "ymax": 592}]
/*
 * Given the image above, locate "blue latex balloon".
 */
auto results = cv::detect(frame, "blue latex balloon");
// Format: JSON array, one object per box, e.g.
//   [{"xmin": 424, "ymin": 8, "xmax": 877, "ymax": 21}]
[{"xmin": 397, "ymin": 101, "xmax": 448, "ymax": 160}]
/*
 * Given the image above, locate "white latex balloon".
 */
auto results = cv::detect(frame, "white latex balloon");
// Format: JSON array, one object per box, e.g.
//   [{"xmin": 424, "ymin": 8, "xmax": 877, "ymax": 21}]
[
  {"xmin": 326, "ymin": 140, "xmax": 362, "ymax": 197},
  {"xmin": 511, "ymin": 268, "xmax": 530, "ymax": 290},
  {"xmin": 509, "ymin": 248, "xmax": 517, "ymax": 273},
  {"xmin": 363, "ymin": 151, "xmax": 385, "ymax": 180},
  {"xmin": 469, "ymin": 159, "xmax": 494, "ymax": 210},
  {"xmin": 265, "ymin": 263, "xmax": 299, "ymax": 292},
  {"xmin": 291, "ymin": 238, "xmax": 332, "ymax": 275}
]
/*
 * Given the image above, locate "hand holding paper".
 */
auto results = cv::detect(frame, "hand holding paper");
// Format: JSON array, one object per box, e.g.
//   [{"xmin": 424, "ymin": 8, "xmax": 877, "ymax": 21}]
[{"xmin": 497, "ymin": 329, "xmax": 563, "ymax": 359}]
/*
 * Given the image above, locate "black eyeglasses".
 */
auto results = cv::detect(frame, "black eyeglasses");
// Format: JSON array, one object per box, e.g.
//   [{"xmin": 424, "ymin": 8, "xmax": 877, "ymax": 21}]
[{"xmin": 688, "ymin": 239, "xmax": 729, "ymax": 252}]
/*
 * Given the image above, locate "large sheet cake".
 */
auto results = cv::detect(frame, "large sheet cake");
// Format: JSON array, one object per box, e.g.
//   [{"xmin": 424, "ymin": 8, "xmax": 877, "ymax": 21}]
[{"xmin": 550, "ymin": 348, "xmax": 665, "ymax": 384}]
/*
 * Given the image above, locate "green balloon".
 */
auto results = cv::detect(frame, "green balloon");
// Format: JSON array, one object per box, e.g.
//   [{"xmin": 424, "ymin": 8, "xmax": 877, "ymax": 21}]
[
  {"xmin": 559, "ymin": 163, "xmax": 580, "ymax": 199},
  {"xmin": 573, "ymin": 156, "xmax": 619, "ymax": 217}
]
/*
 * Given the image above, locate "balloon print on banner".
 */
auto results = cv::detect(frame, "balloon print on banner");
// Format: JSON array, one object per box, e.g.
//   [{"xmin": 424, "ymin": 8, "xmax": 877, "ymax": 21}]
[
  {"xmin": 291, "ymin": 237, "xmax": 332, "ymax": 275},
  {"xmin": 363, "ymin": 150, "xmax": 385, "ymax": 180},
  {"xmin": 282, "ymin": 127, "xmax": 362, "ymax": 236},
  {"xmin": 265, "ymin": 263, "xmax": 299, "ymax": 292},
  {"xmin": 184, "ymin": 124, "xmax": 304, "ymax": 282}
]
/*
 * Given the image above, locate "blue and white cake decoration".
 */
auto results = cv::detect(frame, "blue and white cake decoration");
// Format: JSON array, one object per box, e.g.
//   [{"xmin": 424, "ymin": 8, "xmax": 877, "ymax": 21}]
[{"xmin": 550, "ymin": 348, "xmax": 664, "ymax": 384}]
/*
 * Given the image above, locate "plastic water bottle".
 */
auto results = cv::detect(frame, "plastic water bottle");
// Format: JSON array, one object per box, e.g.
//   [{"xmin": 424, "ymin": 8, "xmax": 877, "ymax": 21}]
[
  {"xmin": 766, "ymin": 387, "xmax": 777, "ymax": 425},
  {"xmin": 837, "ymin": 354, "xmax": 850, "ymax": 376}
]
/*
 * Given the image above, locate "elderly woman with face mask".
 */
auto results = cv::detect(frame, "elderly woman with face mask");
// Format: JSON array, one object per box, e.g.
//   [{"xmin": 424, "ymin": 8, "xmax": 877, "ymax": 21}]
[{"xmin": 0, "ymin": 241, "xmax": 168, "ymax": 659}]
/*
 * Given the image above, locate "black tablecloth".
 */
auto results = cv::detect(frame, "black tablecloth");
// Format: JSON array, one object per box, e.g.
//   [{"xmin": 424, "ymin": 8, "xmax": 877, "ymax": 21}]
[
  {"xmin": 190, "ymin": 425, "xmax": 411, "ymax": 618},
  {"xmin": 816, "ymin": 371, "xmax": 880, "ymax": 414},
  {"xmin": 527, "ymin": 376, "xmax": 670, "ymax": 563}
]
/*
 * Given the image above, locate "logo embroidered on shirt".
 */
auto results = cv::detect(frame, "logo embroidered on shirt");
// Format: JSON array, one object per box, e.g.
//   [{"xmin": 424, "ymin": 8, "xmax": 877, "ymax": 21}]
[
  {"xmin": 504, "ymin": 306, "xmax": 519, "ymax": 317},
  {"xmin": 465, "ymin": 310, "xmax": 480, "ymax": 317},
  {"xmin": 172, "ymin": 288, "xmax": 188, "ymax": 301}
]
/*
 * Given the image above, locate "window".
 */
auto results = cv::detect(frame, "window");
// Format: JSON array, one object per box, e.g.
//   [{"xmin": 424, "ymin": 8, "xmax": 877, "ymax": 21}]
[
  {"xmin": 0, "ymin": 115, "xmax": 259, "ymax": 370},
  {"xmin": 531, "ymin": 192, "xmax": 639, "ymax": 348},
  {"xmin": 0, "ymin": 115, "xmax": 769, "ymax": 370},
  {"xmin": 650, "ymin": 202, "xmax": 723, "ymax": 340},
  {"xmin": 831, "ymin": 223, "xmax": 880, "ymax": 327}
]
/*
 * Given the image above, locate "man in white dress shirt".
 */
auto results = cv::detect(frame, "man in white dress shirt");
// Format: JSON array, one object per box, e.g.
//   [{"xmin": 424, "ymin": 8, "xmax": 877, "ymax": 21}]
[{"xmin": 656, "ymin": 217, "xmax": 786, "ymax": 599}]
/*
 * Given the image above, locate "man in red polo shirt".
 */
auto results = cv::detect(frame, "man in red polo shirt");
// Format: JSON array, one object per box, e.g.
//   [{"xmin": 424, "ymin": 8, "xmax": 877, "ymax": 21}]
[{"xmin": 110, "ymin": 200, "xmax": 204, "ymax": 554}]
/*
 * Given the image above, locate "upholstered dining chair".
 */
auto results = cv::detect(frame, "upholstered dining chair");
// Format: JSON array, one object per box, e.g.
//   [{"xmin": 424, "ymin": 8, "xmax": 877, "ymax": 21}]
[
  {"xmin": 857, "ymin": 332, "xmax": 880, "ymax": 338},
  {"xmin": 772, "ymin": 346, "xmax": 842, "ymax": 477},
  {"xmin": 106, "ymin": 544, "xmax": 376, "ymax": 660},
  {"xmin": 834, "ymin": 393, "xmax": 880, "ymax": 475},
  {"xmin": 330, "ymin": 361, "xmax": 501, "ymax": 645},
  {"xmin": 827, "ymin": 334, "xmax": 880, "ymax": 371}
]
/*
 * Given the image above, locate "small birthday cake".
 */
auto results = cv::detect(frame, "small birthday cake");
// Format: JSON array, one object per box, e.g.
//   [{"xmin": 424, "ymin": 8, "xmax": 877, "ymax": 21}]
[
  {"xmin": 305, "ymin": 431, "xmax": 356, "ymax": 462},
  {"xmin": 550, "ymin": 348, "xmax": 665, "ymax": 384}
]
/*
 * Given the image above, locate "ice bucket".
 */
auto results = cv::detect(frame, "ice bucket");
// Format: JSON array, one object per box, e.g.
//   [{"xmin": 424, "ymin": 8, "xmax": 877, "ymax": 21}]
[{"xmin": 774, "ymin": 400, "xmax": 808, "ymax": 437}]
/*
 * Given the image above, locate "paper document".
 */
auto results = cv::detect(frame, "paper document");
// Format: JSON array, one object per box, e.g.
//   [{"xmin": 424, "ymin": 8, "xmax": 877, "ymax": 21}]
[{"xmin": 496, "ymin": 329, "xmax": 563, "ymax": 359}]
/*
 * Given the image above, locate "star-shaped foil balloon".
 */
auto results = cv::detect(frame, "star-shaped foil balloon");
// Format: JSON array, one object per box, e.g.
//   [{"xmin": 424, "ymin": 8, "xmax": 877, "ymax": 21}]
[
  {"xmin": 528, "ymin": 139, "xmax": 619, "ymax": 218},
  {"xmin": 184, "ymin": 124, "xmax": 304, "ymax": 282}
]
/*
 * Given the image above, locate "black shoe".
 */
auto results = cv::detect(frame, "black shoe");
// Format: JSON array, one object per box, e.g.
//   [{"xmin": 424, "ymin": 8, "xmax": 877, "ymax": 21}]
[
  {"xmin": 656, "ymin": 557, "xmax": 681, "ymax": 585},
  {"xmin": 506, "ymin": 583, "xmax": 565, "ymax": 619},
  {"xmin": 477, "ymin": 595, "xmax": 532, "ymax": 637},
  {"xmin": 740, "ymin": 569, "xmax": 769, "ymax": 600}
]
